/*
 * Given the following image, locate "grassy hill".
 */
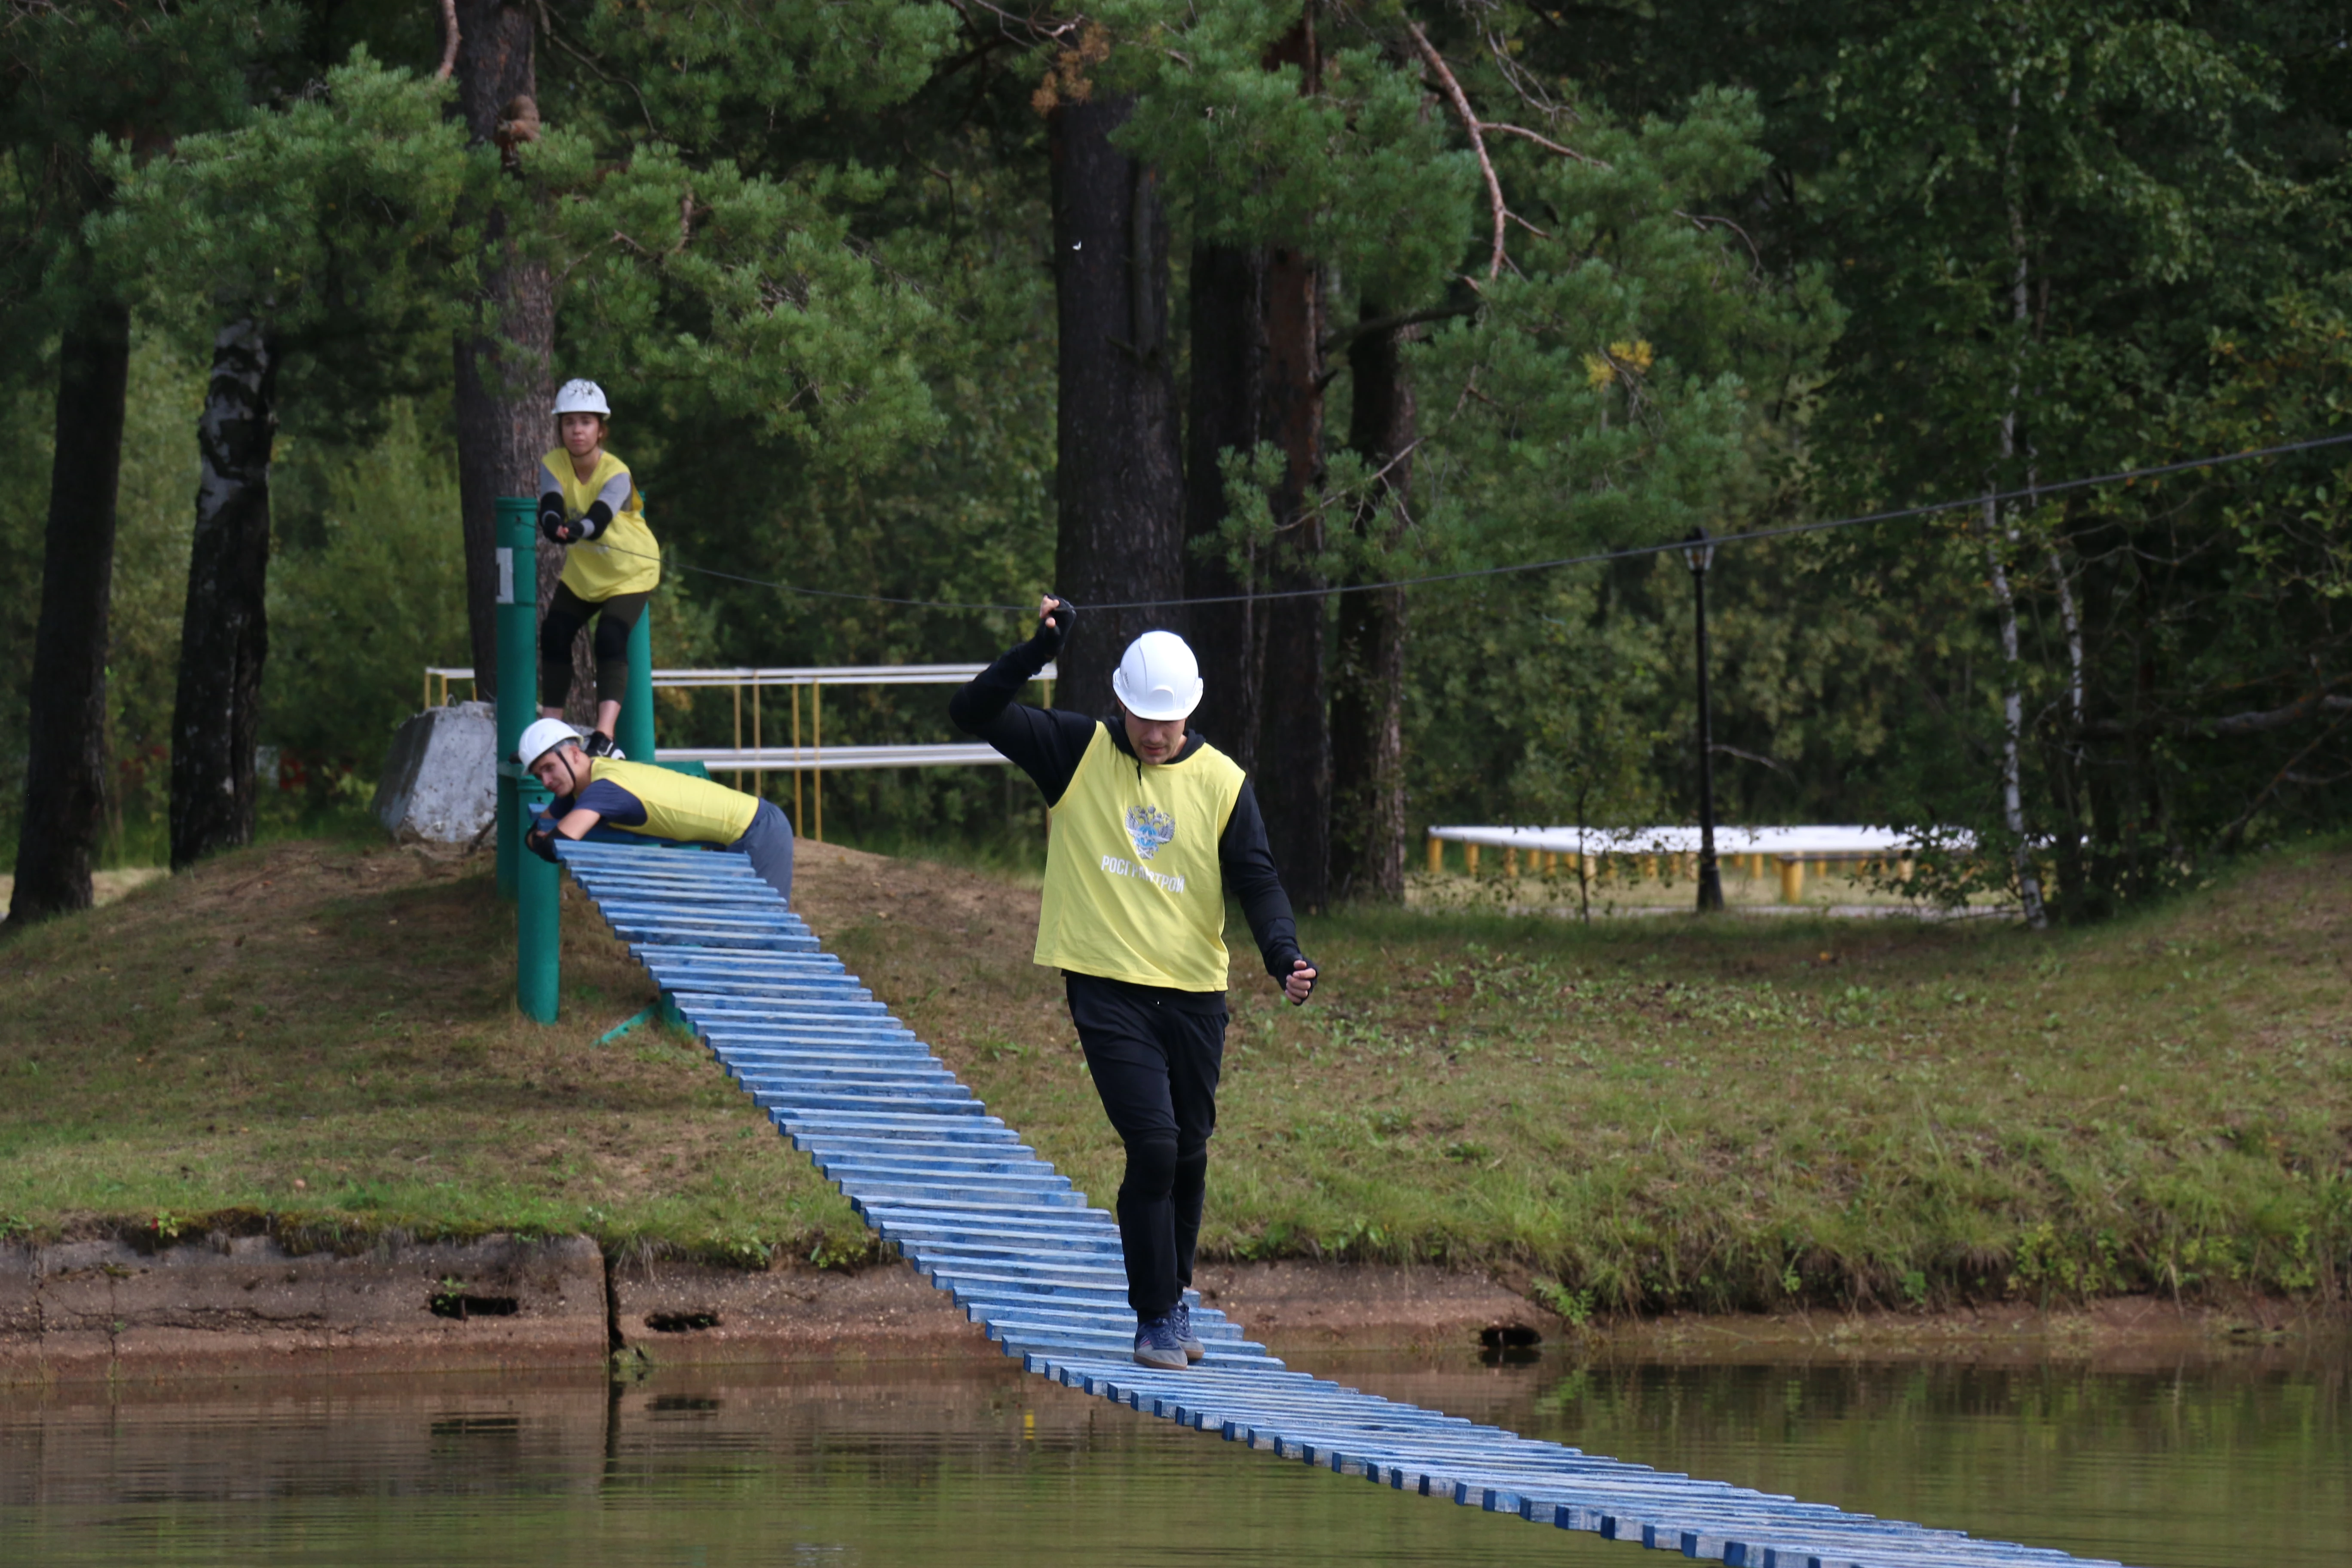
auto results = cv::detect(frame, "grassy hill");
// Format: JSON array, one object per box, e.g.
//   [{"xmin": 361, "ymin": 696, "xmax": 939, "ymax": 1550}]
[{"xmin": 0, "ymin": 833, "xmax": 2344, "ymax": 1318}]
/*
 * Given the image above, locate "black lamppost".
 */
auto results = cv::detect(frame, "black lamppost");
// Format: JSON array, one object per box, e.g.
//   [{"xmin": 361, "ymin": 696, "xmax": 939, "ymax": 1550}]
[{"xmin": 1683, "ymin": 527, "xmax": 1724, "ymax": 913}]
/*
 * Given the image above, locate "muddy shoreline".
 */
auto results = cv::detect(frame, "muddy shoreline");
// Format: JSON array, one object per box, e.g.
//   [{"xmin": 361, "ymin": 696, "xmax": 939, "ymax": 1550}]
[{"xmin": 3, "ymin": 1231, "xmax": 2333, "ymax": 1387}]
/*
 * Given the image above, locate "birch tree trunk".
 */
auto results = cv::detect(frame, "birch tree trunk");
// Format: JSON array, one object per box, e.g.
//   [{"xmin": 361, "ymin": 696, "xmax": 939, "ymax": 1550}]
[
  {"xmin": 2040, "ymin": 529, "xmax": 2089, "ymax": 911},
  {"xmin": 9, "ymin": 300, "xmax": 132, "ymax": 924},
  {"xmin": 1982, "ymin": 510, "xmax": 2046, "ymax": 926},
  {"xmin": 1991, "ymin": 81, "xmax": 2049, "ymax": 928},
  {"xmin": 169, "ymin": 314, "xmax": 277, "ymax": 870},
  {"xmin": 1048, "ymin": 95, "xmax": 1185, "ymax": 720}
]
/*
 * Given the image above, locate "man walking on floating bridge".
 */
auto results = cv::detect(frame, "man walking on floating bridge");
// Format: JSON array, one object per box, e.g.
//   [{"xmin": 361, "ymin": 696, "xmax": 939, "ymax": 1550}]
[{"xmin": 951, "ymin": 597, "xmax": 1317, "ymax": 1372}]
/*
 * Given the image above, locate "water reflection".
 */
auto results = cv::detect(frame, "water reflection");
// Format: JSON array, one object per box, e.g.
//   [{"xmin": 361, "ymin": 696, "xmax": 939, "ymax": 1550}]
[{"xmin": 0, "ymin": 1337, "xmax": 2341, "ymax": 1567}]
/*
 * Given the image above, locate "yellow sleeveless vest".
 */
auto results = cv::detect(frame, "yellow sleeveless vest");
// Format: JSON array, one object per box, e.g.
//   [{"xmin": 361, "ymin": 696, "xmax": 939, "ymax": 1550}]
[
  {"xmin": 545, "ymin": 447, "xmax": 661, "ymax": 600},
  {"xmin": 588, "ymin": 758, "xmax": 758, "ymax": 845},
  {"xmin": 1034, "ymin": 726, "xmax": 1246, "ymax": 992}
]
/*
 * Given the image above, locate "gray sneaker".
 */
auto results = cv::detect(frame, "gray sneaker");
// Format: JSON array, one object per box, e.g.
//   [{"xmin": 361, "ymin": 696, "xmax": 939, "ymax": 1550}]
[
  {"xmin": 1133, "ymin": 1312, "xmax": 1190, "ymax": 1371},
  {"xmin": 1169, "ymin": 1301, "xmax": 1206, "ymax": 1363}
]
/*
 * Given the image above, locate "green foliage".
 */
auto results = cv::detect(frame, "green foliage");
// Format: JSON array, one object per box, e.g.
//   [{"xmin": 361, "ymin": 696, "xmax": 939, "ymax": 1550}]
[
  {"xmin": 102, "ymin": 336, "xmax": 208, "ymax": 835},
  {"xmin": 0, "ymin": 0, "xmax": 303, "ymax": 347},
  {"xmin": 1118, "ymin": 2, "xmax": 1476, "ymax": 308},
  {"xmin": 91, "ymin": 49, "xmax": 480, "ymax": 354},
  {"xmin": 1406, "ymin": 568, "xmax": 1669, "ymax": 836},
  {"xmin": 1409, "ymin": 83, "xmax": 1836, "ymax": 574},
  {"xmin": 567, "ymin": 53, "xmax": 1062, "ymax": 848},
  {"xmin": 1, "ymin": 0, "xmax": 2343, "ymax": 899},
  {"xmin": 574, "ymin": 0, "xmax": 959, "ymax": 143},
  {"xmin": 544, "ymin": 139, "xmax": 944, "ymax": 463},
  {"xmin": 265, "ymin": 401, "xmax": 472, "ymax": 780}
]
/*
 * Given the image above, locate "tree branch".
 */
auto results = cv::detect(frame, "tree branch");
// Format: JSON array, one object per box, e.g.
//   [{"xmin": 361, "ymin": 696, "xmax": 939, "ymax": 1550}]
[
  {"xmin": 1409, "ymin": 23, "xmax": 1504, "ymax": 281},
  {"xmin": 2220, "ymin": 711, "xmax": 2351, "ymax": 852},
  {"xmin": 943, "ymin": 0, "xmax": 1081, "ymax": 45},
  {"xmin": 542, "ymin": 15, "xmax": 656, "ymax": 135},
  {"xmin": 1320, "ymin": 302, "xmax": 1473, "ymax": 357},
  {"xmin": 1482, "ymin": 25, "xmax": 1581, "ymax": 125},
  {"xmin": 434, "ymin": 0, "xmax": 458, "ymax": 81},
  {"xmin": 2084, "ymin": 683, "xmax": 2351, "ymax": 737},
  {"xmin": 1711, "ymin": 743, "xmax": 1788, "ymax": 773},
  {"xmin": 1676, "ymin": 208, "xmax": 1761, "ymax": 270},
  {"xmin": 2207, "ymin": 690, "xmax": 2352, "ymax": 735},
  {"xmin": 1485, "ymin": 121, "xmax": 1607, "ymax": 168}
]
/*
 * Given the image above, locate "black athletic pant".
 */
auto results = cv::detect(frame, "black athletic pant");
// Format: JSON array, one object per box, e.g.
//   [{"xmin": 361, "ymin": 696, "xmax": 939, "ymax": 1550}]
[
  {"xmin": 539, "ymin": 582, "xmax": 649, "ymax": 711},
  {"xmin": 1065, "ymin": 972, "xmax": 1227, "ymax": 1321}
]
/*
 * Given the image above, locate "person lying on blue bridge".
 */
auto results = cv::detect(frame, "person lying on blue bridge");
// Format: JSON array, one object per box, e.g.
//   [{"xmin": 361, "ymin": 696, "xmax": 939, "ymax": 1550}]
[{"xmin": 515, "ymin": 717, "xmax": 794, "ymax": 901}]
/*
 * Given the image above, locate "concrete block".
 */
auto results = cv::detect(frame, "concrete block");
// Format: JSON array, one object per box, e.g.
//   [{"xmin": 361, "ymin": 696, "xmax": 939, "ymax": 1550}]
[{"xmin": 373, "ymin": 701, "xmax": 497, "ymax": 845}]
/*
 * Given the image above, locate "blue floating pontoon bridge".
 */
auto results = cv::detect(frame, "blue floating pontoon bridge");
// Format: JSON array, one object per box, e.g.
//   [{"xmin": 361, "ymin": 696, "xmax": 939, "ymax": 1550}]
[{"xmin": 549, "ymin": 836, "xmax": 2129, "ymax": 1568}]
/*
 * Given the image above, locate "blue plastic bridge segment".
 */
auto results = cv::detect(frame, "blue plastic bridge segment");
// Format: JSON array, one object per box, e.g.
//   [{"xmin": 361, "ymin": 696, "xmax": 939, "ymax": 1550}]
[{"xmin": 551, "ymin": 839, "xmax": 2131, "ymax": 1568}]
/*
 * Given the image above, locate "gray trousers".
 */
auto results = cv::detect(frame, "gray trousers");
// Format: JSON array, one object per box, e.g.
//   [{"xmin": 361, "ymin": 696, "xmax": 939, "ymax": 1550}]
[{"xmin": 728, "ymin": 798, "xmax": 794, "ymax": 903}]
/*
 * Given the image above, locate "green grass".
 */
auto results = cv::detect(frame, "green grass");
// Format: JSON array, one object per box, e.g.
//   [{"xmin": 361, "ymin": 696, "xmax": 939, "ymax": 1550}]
[
  {"xmin": 0, "ymin": 833, "xmax": 2345, "ymax": 1318},
  {"xmin": 850, "ymin": 836, "xmax": 2352, "ymax": 1317},
  {"xmin": 0, "ymin": 840, "xmax": 866, "ymax": 1268}
]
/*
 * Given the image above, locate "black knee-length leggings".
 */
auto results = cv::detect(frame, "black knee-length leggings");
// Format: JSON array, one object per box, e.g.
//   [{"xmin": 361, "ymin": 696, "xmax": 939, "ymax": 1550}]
[
  {"xmin": 539, "ymin": 582, "xmax": 649, "ymax": 710},
  {"xmin": 1065, "ymin": 972, "xmax": 1227, "ymax": 1320}
]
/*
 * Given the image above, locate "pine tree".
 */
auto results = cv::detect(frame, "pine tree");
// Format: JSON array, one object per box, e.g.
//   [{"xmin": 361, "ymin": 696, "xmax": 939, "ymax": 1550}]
[
  {"xmin": 0, "ymin": 0, "xmax": 295, "ymax": 919},
  {"xmin": 96, "ymin": 50, "xmax": 477, "ymax": 867}
]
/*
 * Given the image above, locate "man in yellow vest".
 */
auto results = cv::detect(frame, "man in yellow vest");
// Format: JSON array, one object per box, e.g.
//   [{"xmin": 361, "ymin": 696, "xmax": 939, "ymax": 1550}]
[
  {"xmin": 516, "ymin": 718, "xmax": 794, "ymax": 900},
  {"xmin": 951, "ymin": 596, "xmax": 1317, "ymax": 1371}
]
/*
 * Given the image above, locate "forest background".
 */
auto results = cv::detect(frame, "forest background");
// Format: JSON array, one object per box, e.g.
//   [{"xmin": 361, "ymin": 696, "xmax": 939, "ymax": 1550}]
[{"xmin": 2, "ymin": 0, "xmax": 2346, "ymax": 927}]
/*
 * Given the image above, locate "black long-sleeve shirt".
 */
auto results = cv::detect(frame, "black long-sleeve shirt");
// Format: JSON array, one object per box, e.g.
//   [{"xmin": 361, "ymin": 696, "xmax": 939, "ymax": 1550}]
[{"xmin": 949, "ymin": 631, "xmax": 1304, "ymax": 984}]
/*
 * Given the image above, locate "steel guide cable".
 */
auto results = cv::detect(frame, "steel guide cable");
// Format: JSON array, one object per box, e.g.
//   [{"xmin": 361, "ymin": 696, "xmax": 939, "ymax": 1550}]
[{"xmin": 561, "ymin": 431, "xmax": 2352, "ymax": 616}]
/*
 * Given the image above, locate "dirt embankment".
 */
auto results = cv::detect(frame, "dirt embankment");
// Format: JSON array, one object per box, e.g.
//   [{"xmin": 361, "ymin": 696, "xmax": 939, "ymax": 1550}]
[
  {"xmin": 7, "ymin": 1226, "xmax": 2324, "ymax": 1386},
  {"xmin": 0, "ymin": 1229, "xmax": 1564, "ymax": 1383}
]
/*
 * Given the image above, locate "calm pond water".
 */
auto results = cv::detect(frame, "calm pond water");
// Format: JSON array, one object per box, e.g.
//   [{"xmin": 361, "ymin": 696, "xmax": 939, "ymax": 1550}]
[{"xmin": 0, "ymin": 1338, "xmax": 2341, "ymax": 1567}]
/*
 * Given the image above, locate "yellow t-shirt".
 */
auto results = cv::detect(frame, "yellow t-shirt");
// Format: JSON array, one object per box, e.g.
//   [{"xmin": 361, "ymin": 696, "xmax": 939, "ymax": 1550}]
[
  {"xmin": 1033, "ymin": 726, "xmax": 1246, "ymax": 992},
  {"xmin": 586, "ymin": 758, "xmax": 758, "ymax": 845},
  {"xmin": 545, "ymin": 447, "xmax": 660, "ymax": 600}
]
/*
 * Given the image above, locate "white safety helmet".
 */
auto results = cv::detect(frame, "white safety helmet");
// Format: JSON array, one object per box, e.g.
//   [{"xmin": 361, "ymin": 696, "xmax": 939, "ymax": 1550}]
[
  {"xmin": 552, "ymin": 378, "xmax": 611, "ymax": 417},
  {"xmin": 1111, "ymin": 630, "xmax": 1204, "ymax": 721},
  {"xmin": 517, "ymin": 717, "xmax": 585, "ymax": 770}
]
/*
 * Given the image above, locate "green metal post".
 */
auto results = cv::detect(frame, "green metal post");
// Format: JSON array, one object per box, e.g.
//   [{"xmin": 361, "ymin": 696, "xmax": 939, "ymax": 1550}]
[
  {"xmin": 618, "ymin": 605, "xmax": 656, "ymax": 762},
  {"xmin": 494, "ymin": 499, "xmax": 539, "ymax": 900},
  {"xmin": 516, "ymin": 780, "xmax": 560, "ymax": 1022}
]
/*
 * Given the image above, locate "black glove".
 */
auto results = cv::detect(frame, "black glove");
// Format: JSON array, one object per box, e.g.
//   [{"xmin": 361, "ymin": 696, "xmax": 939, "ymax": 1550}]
[
  {"xmin": 583, "ymin": 730, "xmax": 616, "ymax": 758},
  {"xmin": 538, "ymin": 493, "xmax": 572, "ymax": 543},
  {"xmin": 525, "ymin": 825, "xmax": 558, "ymax": 864},
  {"xmin": 1035, "ymin": 594, "xmax": 1075, "ymax": 655}
]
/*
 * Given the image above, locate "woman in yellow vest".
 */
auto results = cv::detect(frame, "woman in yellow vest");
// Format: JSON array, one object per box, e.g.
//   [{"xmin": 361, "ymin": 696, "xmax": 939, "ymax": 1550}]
[
  {"xmin": 950, "ymin": 596, "xmax": 1317, "ymax": 1371},
  {"xmin": 538, "ymin": 378, "xmax": 661, "ymax": 756},
  {"xmin": 514, "ymin": 717, "xmax": 793, "ymax": 899}
]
